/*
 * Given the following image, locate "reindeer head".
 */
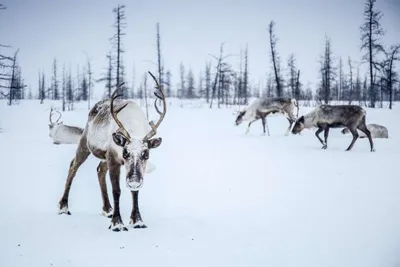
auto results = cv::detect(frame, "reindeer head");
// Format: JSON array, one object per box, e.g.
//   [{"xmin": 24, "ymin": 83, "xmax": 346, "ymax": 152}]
[
  {"xmin": 291, "ymin": 116, "xmax": 305, "ymax": 134},
  {"xmin": 110, "ymin": 72, "xmax": 166, "ymax": 191},
  {"xmin": 234, "ymin": 110, "xmax": 246, "ymax": 125},
  {"xmin": 48, "ymin": 108, "xmax": 63, "ymax": 137}
]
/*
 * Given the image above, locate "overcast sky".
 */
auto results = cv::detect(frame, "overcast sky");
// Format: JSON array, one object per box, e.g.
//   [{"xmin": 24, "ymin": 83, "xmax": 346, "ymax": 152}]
[{"xmin": 1, "ymin": 0, "xmax": 399, "ymax": 99}]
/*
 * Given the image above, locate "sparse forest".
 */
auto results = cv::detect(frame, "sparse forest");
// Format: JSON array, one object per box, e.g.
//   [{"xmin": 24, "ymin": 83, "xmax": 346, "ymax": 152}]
[{"xmin": 1, "ymin": 0, "xmax": 399, "ymax": 110}]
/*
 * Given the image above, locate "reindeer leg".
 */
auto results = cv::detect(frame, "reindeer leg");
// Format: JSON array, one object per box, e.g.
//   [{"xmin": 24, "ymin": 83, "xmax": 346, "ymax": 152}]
[
  {"xmin": 246, "ymin": 118, "xmax": 258, "ymax": 135},
  {"xmin": 129, "ymin": 191, "xmax": 146, "ymax": 228},
  {"xmin": 108, "ymin": 159, "xmax": 127, "ymax": 232},
  {"xmin": 58, "ymin": 140, "xmax": 90, "ymax": 215},
  {"xmin": 322, "ymin": 127, "xmax": 330, "ymax": 149},
  {"xmin": 97, "ymin": 161, "xmax": 113, "ymax": 218},
  {"xmin": 357, "ymin": 120, "xmax": 375, "ymax": 152},
  {"xmin": 261, "ymin": 116, "xmax": 267, "ymax": 136},
  {"xmin": 266, "ymin": 117, "xmax": 270, "ymax": 136},
  {"xmin": 284, "ymin": 118, "xmax": 294, "ymax": 136},
  {"xmin": 314, "ymin": 127, "xmax": 325, "ymax": 148},
  {"xmin": 345, "ymin": 127, "xmax": 359, "ymax": 151}
]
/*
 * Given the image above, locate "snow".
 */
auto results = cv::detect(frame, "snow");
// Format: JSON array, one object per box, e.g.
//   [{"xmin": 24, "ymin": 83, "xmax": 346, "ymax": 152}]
[{"xmin": 1, "ymin": 99, "xmax": 400, "ymax": 267}]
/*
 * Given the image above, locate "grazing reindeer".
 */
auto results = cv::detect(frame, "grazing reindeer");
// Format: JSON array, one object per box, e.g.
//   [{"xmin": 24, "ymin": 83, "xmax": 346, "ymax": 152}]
[
  {"xmin": 48, "ymin": 108, "xmax": 84, "ymax": 144},
  {"xmin": 291, "ymin": 104, "xmax": 375, "ymax": 151},
  {"xmin": 341, "ymin": 123, "xmax": 389, "ymax": 139},
  {"xmin": 58, "ymin": 72, "xmax": 166, "ymax": 231},
  {"xmin": 234, "ymin": 97, "xmax": 299, "ymax": 136}
]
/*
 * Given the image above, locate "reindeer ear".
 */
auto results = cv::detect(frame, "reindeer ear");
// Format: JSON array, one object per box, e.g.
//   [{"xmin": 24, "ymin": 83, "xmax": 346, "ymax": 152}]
[
  {"xmin": 112, "ymin": 132, "xmax": 127, "ymax": 147},
  {"xmin": 147, "ymin": 137, "xmax": 162, "ymax": 149}
]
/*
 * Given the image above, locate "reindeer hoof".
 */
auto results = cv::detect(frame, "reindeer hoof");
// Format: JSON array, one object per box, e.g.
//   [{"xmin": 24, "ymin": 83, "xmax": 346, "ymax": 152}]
[
  {"xmin": 322, "ymin": 145, "xmax": 327, "ymax": 149},
  {"xmin": 58, "ymin": 204, "xmax": 71, "ymax": 215},
  {"xmin": 371, "ymin": 148, "xmax": 376, "ymax": 152},
  {"xmin": 109, "ymin": 223, "xmax": 128, "ymax": 232},
  {"xmin": 129, "ymin": 219, "xmax": 147, "ymax": 229},
  {"xmin": 109, "ymin": 216, "xmax": 128, "ymax": 231},
  {"xmin": 101, "ymin": 208, "xmax": 113, "ymax": 218}
]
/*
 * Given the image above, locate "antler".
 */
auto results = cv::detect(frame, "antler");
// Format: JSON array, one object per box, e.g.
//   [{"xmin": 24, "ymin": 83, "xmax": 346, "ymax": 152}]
[
  {"xmin": 49, "ymin": 107, "xmax": 62, "ymax": 124},
  {"xmin": 110, "ymin": 83, "xmax": 131, "ymax": 142},
  {"xmin": 143, "ymin": 71, "xmax": 167, "ymax": 141}
]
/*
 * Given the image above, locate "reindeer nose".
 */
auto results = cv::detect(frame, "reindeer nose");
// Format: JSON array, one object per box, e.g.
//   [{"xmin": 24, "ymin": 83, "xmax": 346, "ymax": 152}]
[{"xmin": 127, "ymin": 180, "xmax": 142, "ymax": 191}]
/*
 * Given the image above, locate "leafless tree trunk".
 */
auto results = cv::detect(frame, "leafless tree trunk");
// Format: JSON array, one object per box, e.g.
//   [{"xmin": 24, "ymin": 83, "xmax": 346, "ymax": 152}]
[
  {"xmin": 268, "ymin": 20, "xmax": 283, "ymax": 97},
  {"xmin": 360, "ymin": 0, "xmax": 385, "ymax": 108},
  {"xmin": 348, "ymin": 57, "xmax": 354, "ymax": 104}
]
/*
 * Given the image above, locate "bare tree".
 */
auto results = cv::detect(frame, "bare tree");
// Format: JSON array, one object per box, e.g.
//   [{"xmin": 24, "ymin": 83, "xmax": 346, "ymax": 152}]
[
  {"xmin": 205, "ymin": 61, "xmax": 211, "ymax": 103},
  {"xmin": 143, "ymin": 72, "xmax": 149, "ymax": 119},
  {"xmin": 243, "ymin": 44, "xmax": 249, "ymax": 104},
  {"xmin": 111, "ymin": 4, "xmax": 127, "ymax": 97},
  {"xmin": 209, "ymin": 43, "xmax": 232, "ymax": 108},
  {"xmin": 338, "ymin": 57, "xmax": 344, "ymax": 101},
  {"xmin": 52, "ymin": 58, "xmax": 59, "ymax": 100},
  {"xmin": 318, "ymin": 35, "xmax": 336, "ymax": 104},
  {"xmin": 85, "ymin": 54, "xmax": 93, "ymax": 109},
  {"xmin": 360, "ymin": 0, "xmax": 385, "ymax": 108},
  {"xmin": 97, "ymin": 52, "xmax": 114, "ymax": 98},
  {"xmin": 381, "ymin": 45, "xmax": 400, "ymax": 109},
  {"xmin": 178, "ymin": 62, "xmax": 185, "ymax": 100},
  {"xmin": 268, "ymin": 20, "xmax": 283, "ymax": 97},
  {"xmin": 186, "ymin": 68, "xmax": 195, "ymax": 99},
  {"xmin": 62, "ymin": 64, "xmax": 66, "ymax": 111},
  {"xmin": 156, "ymin": 22, "xmax": 164, "ymax": 89},
  {"xmin": 287, "ymin": 53, "xmax": 298, "ymax": 99},
  {"xmin": 348, "ymin": 57, "xmax": 354, "ymax": 104},
  {"xmin": 165, "ymin": 69, "xmax": 171, "ymax": 98}
]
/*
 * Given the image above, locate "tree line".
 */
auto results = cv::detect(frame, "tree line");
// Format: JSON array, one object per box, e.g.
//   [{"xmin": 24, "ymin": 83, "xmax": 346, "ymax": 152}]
[{"xmin": 1, "ymin": 0, "xmax": 399, "ymax": 109}]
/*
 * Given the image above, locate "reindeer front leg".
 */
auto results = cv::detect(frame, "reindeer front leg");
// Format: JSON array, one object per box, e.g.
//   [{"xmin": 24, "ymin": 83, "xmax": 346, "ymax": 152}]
[
  {"xmin": 108, "ymin": 160, "xmax": 128, "ymax": 232},
  {"xmin": 314, "ymin": 127, "xmax": 326, "ymax": 148},
  {"xmin": 97, "ymin": 161, "xmax": 113, "ymax": 218},
  {"xmin": 58, "ymin": 141, "xmax": 90, "ymax": 215},
  {"xmin": 246, "ymin": 118, "xmax": 259, "ymax": 135},
  {"xmin": 322, "ymin": 128, "xmax": 330, "ymax": 149},
  {"xmin": 129, "ymin": 191, "xmax": 147, "ymax": 228}
]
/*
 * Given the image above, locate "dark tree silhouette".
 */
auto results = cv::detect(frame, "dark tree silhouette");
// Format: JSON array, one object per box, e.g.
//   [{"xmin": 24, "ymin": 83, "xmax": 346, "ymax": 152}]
[
  {"xmin": 318, "ymin": 35, "xmax": 336, "ymax": 104},
  {"xmin": 268, "ymin": 20, "xmax": 283, "ymax": 97},
  {"xmin": 380, "ymin": 45, "xmax": 400, "ymax": 109},
  {"xmin": 360, "ymin": 0, "xmax": 385, "ymax": 108},
  {"xmin": 156, "ymin": 22, "xmax": 164, "ymax": 89},
  {"xmin": 111, "ymin": 4, "xmax": 127, "ymax": 97},
  {"xmin": 348, "ymin": 57, "xmax": 354, "ymax": 104}
]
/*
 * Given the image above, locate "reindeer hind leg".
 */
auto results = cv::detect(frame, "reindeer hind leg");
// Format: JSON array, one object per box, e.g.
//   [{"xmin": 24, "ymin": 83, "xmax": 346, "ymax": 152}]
[
  {"xmin": 345, "ymin": 127, "xmax": 359, "ymax": 151},
  {"xmin": 357, "ymin": 117, "xmax": 375, "ymax": 152}
]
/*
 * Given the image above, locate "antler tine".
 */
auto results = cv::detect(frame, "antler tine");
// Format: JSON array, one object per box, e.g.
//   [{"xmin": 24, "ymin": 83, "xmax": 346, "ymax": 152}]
[
  {"xmin": 55, "ymin": 110, "xmax": 62, "ymax": 123},
  {"xmin": 49, "ymin": 107, "xmax": 54, "ymax": 124},
  {"xmin": 143, "ymin": 71, "xmax": 167, "ymax": 141},
  {"xmin": 110, "ymin": 87, "xmax": 131, "ymax": 141}
]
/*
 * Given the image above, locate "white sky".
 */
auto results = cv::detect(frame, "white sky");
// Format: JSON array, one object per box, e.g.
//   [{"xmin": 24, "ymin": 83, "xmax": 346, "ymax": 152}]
[{"xmin": 1, "ymin": 0, "xmax": 399, "ymax": 99}]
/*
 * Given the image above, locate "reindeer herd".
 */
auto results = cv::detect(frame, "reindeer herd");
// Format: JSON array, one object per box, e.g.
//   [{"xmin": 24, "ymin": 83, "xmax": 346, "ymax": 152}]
[
  {"xmin": 234, "ymin": 97, "xmax": 388, "ymax": 151},
  {"xmin": 50, "ymin": 71, "xmax": 389, "ymax": 232}
]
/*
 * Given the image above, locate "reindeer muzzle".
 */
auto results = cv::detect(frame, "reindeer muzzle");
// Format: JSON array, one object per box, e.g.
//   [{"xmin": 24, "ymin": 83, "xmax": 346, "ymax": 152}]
[{"xmin": 126, "ymin": 177, "xmax": 143, "ymax": 191}]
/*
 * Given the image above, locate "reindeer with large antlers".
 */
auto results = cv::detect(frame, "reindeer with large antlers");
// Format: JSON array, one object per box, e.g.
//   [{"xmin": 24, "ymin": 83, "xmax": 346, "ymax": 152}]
[
  {"xmin": 48, "ymin": 107, "xmax": 84, "ymax": 145},
  {"xmin": 58, "ymin": 72, "xmax": 167, "ymax": 231}
]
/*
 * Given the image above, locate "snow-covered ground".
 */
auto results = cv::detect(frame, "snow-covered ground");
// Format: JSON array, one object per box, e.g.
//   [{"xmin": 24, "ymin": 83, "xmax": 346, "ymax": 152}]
[{"xmin": 1, "ymin": 99, "xmax": 399, "ymax": 267}]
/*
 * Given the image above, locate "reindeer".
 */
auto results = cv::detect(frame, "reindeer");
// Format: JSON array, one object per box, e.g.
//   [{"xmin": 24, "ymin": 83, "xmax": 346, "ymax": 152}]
[
  {"xmin": 58, "ymin": 72, "xmax": 166, "ymax": 231},
  {"xmin": 341, "ymin": 123, "xmax": 389, "ymax": 139},
  {"xmin": 48, "ymin": 108, "xmax": 84, "ymax": 144},
  {"xmin": 234, "ymin": 97, "xmax": 299, "ymax": 136},
  {"xmin": 291, "ymin": 104, "xmax": 375, "ymax": 152}
]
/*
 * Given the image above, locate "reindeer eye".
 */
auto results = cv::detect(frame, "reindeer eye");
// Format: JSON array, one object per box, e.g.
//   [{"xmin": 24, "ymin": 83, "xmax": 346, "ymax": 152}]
[
  {"xmin": 141, "ymin": 150, "xmax": 149, "ymax": 160},
  {"xmin": 122, "ymin": 148, "xmax": 129, "ymax": 159}
]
